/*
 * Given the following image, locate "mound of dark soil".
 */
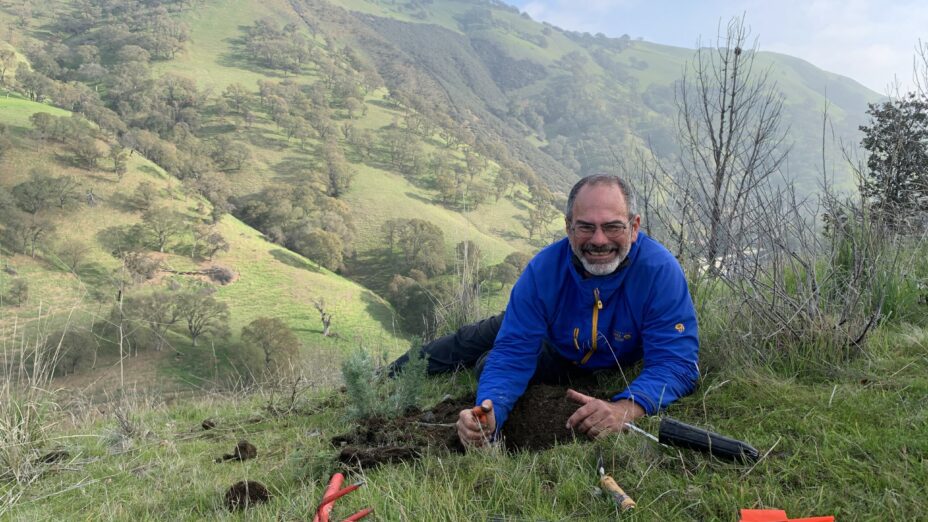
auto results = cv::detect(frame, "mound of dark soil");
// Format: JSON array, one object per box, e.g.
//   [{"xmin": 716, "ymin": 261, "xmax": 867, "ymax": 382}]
[
  {"xmin": 333, "ymin": 398, "xmax": 467, "ymax": 468},
  {"xmin": 502, "ymin": 385, "xmax": 582, "ymax": 452},
  {"xmin": 333, "ymin": 384, "xmax": 607, "ymax": 467},
  {"xmin": 215, "ymin": 440, "xmax": 257, "ymax": 463},
  {"xmin": 224, "ymin": 480, "xmax": 270, "ymax": 511},
  {"xmin": 201, "ymin": 419, "xmax": 216, "ymax": 430}
]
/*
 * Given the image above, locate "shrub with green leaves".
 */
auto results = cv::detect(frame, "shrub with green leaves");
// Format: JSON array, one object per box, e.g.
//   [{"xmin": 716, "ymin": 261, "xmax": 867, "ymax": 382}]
[
  {"xmin": 389, "ymin": 347, "xmax": 428, "ymax": 413},
  {"xmin": 4, "ymin": 278, "xmax": 28, "ymax": 306},
  {"xmin": 341, "ymin": 347, "xmax": 382, "ymax": 419}
]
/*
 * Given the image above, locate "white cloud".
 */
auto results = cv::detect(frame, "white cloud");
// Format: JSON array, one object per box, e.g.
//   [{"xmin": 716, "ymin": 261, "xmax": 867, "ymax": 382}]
[{"xmin": 506, "ymin": 0, "xmax": 928, "ymax": 94}]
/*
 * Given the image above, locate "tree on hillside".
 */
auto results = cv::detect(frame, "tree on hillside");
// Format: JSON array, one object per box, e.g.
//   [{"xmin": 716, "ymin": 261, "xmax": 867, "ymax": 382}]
[
  {"xmin": 123, "ymin": 291, "xmax": 182, "ymax": 352},
  {"xmin": 114, "ymin": 251, "xmax": 161, "ymax": 285},
  {"xmin": 203, "ymin": 230, "xmax": 230, "ymax": 261},
  {"xmin": 291, "ymin": 228, "xmax": 344, "ymax": 271},
  {"xmin": 0, "ymin": 187, "xmax": 16, "ymax": 220},
  {"xmin": 660, "ymin": 16, "xmax": 788, "ymax": 272},
  {"xmin": 70, "ymin": 133, "xmax": 105, "ymax": 170},
  {"xmin": 131, "ymin": 181, "xmax": 159, "ymax": 212},
  {"xmin": 858, "ymin": 92, "xmax": 928, "ymax": 227},
  {"xmin": 492, "ymin": 168, "xmax": 516, "ymax": 201},
  {"xmin": 523, "ymin": 183, "xmax": 558, "ymax": 240},
  {"xmin": 489, "ymin": 251, "xmax": 533, "ymax": 288},
  {"xmin": 323, "ymin": 138, "xmax": 353, "ymax": 198},
  {"xmin": 177, "ymin": 286, "xmax": 229, "ymax": 347},
  {"xmin": 312, "ymin": 298, "xmax": 334, "ymax": 337},
  {"xmin": 141, "ymin": 206, "xmax": 183, "ymax": 252},
  {"xmin": 192, "ymin": 171, "xmax": 234, "ymax": 223},
  {"xmin": 0, "ymin": 49, "xmax": 16, "ymax": 85},
  {"xmin": 395, "ymin": 219, "xmax": 447, "ymax": 276},
  {"xmin": 12, "ymin": 170, "xmax": 56, "ymax": 215},
  {"xmin": 242, "ymin": 317, "xmax": 301, "ymax": 375},
  {"xmin": 110, "ymin": 144, "xmax": 129, "ymax": 180},
  {"xmin": 49, "ymin": 175, "xmax": 82, "ymax": 209},
  {"xmin": 210, "ymin": 135, "xmax": 250, "ymax": 172},
  {"xmin": 6, "ymin": 212, "xmax": 56, "ymax": 258},
  {"xmin": 386, "ymin": 274, "xmax": 434, "ymax": 334},
  {"xmin": 55, "ymin": 238, "xmax": 91, "ymax": 272},
  {"xmin": 222, "ymin": 83, "xmax": 252, "ymax": 114}
]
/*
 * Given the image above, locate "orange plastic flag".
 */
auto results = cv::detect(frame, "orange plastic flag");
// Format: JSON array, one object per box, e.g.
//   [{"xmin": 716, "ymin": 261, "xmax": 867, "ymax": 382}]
[
  {"xmin": 739, "ymin": 509, "xmax": 834, "ymax": 522},
  {"xmin": 739, "ymin": 509, "xmax": 788, "ymax": 522}
]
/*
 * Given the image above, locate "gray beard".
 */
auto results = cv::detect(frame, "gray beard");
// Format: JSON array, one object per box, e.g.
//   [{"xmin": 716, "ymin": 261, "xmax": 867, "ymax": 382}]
[{"xmin": 572, "ymin": 243, "xmax": 630, "ymax": 276}]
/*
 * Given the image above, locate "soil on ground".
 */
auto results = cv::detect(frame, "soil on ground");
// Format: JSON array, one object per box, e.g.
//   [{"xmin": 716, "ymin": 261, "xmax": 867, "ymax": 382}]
[
  {"xmin": 333, "ymin": 383, "xmax": 605, "ymax": 468},
  {"xmin": 224, "ymin": 480, "xmax": 270, "ymax": 510},
  {"xmin": 215, "ymin": 440, "xmax": 257, "ymax": 463}
]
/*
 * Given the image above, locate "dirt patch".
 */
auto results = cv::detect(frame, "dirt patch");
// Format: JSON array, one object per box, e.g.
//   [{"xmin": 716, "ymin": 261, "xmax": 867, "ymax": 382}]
[
  {"xmin": 503, "ymin": 385, "xmax": 583, "ymax": 452},
  {"xmin": 332, "ymin": 384, "xmax": 606, "ymax": 467},
  {"xmin": 332, "ymin": 399, "xmax": 466, "ymax": 468},
  {"xmin": 224, "ymin": 480, "xmax": 270, "ymax": 511},
  {"xmin": 216, "ymin": 440, "xmax": 257, "ymax": 463}
]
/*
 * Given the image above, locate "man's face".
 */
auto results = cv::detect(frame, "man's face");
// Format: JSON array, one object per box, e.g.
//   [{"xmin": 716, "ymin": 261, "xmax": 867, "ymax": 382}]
[{"xmin": 565, "ymin": 183, "xmax": 641, "ymax": 276}]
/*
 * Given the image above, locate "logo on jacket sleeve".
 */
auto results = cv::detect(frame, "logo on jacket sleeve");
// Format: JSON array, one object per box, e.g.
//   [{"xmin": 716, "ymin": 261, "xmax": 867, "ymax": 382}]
[
  {"xmin": 613, "ymin": 330, "xmax": 632, "ymax": 342},
  {"xmin": 674, "ymin": 323, "xmax": 685, "ymax": 333}
]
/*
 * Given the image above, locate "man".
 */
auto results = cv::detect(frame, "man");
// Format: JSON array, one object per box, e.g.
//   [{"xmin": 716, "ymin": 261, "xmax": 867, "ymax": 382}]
[{"xmin": 393, "ymin": 174, "xmax": 699, "ymax": 447}]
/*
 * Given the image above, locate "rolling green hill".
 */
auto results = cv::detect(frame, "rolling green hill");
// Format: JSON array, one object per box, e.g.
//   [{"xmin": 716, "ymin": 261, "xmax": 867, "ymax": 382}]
[
  {"xmin": 0, "ymin": 0, "xmax": 883, "ymax": 393},
  {"xmin": 0, "ymin": 93, "xmax": 407, "ymax": 392}
]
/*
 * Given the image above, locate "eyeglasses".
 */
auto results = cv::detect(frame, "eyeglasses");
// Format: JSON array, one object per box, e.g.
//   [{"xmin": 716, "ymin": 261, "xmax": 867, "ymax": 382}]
[{"xmin": 570, "ymin": 221, "xmax": 630, "ymax": 238}]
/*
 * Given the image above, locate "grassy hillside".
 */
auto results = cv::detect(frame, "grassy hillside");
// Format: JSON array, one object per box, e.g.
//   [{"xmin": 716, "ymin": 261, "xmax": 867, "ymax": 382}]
[
  {"xmin": 0, "ymin": 93, "xmax": 406, "ymax": 392},
  {"xmin": 315, "ymin": 0, "xmax": 880, "ymax": 193},
  {"xmin": 3, "ymin": 320, "xmax": 926, "ymax": 520},
  {"xmin": 1, "ymin": 2, "xmax": 926, "ymax": 519}
]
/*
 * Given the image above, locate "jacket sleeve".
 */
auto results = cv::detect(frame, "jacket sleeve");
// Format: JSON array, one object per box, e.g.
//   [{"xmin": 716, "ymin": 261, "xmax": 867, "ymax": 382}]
[
  {"xmin": 611, "ymin": 262, "xmax": 699, "ymax": 414},
  {"xmin": 476, "ymin": 264, "xmax": 549, "ymax": 431}
]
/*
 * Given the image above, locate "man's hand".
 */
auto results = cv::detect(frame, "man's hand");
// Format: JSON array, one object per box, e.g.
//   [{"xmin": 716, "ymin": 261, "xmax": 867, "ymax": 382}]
[
  {"xmin": 457, "ymin": 399, "xmax": 496, "ymax": 448},
  {"xmin": 565, "ymin": 389, "xmax": 645, "ymax": 439}
]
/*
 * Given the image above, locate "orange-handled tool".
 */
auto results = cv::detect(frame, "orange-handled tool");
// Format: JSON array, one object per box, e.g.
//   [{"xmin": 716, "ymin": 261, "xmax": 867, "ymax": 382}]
[
  {"xmin": 313, "ymin": 473, "xmax": 372, "ymax": 522},
  {"xmin": 597, "ymin": 453, "xmax": 636, "ymax": 511},
  {"xmin": 471, "ymin": 404, "xmax": 491, "ymax": 426}
]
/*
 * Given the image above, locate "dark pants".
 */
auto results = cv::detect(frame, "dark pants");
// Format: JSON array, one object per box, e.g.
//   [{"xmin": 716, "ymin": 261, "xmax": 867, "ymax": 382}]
[{"xmin": 388, "ymin": 312, "xmax": 592, "ymax": 385}]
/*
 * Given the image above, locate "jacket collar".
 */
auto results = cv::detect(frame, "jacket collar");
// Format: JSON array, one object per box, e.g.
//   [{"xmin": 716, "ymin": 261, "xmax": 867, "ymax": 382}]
[{"xmin": 565, "ymin": 231, "xmax": 645, "ymax": 302}]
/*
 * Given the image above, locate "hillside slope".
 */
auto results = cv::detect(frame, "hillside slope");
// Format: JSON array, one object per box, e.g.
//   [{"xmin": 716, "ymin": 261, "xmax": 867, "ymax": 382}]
[
  {"xmin": 0, "ymin": 94, "xmax": 404, "ymax": 390},
  {"xmin": 0, "ymin": 0, "xmax": 884, "ymax": 392}
]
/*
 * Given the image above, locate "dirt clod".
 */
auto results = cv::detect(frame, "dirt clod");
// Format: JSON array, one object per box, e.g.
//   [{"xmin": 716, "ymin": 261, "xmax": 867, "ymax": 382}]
[
  {"xmin": 201, "ymin": 419, "xmax": 216, "ymax": 430},
  {"xmin": 224, "ymin": 480, "xmax": 270, "ymax": 510},
  {"xmin": 216, "ymin": 440, "xmax": 257, "ymax": 463},
  {"xmin": 503, "ymin": 385, "xmax": 582, "ymax": 452},
  {"xmin": 332, "ymin": 384, "xmax": 606, "ymax": 468}
]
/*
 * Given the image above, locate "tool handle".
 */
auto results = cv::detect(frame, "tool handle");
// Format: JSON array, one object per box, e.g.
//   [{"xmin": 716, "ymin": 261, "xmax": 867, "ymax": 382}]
[
  {"xmin": 342, "ymin": 508, "xmax": 373, "ymax": 521},
  {"xmin": 314, "ymin": 473, "xmax": 345, "ymax": 522},
  {"xmin": 658, "ymin": 418, "xmax": 759, "ymax": 462},
  {"xmin": 600, "ymin": 474, "xmax": 636, "ymax": 511},
  {"xmin": 471, "ymin": 404, "xmax": 490, "ymax": 426}
]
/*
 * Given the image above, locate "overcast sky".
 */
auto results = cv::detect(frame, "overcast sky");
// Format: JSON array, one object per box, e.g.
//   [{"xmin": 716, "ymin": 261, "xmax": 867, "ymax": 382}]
[{"xmin": 501, "ymin": 0, "xmax": 928, "ymax": 95}]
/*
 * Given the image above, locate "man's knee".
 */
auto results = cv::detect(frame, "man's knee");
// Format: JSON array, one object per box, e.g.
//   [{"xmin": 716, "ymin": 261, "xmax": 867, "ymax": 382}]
[{"xmin": 388, "ymin": 312, "xmax": 504, "ymax": 376}]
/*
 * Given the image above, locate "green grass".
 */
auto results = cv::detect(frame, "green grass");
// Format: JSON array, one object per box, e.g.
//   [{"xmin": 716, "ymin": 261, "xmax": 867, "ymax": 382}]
[
  {"xmin": 0, "ymin": 96, "xmax": 70, "ymax": 130},
  {"xmin": 155, "ymin": 0, "xmax": 320, "ymax": 91},
  {"xmin": 0, "ymin": 96, "xmax": 409, "ymax": 390},
  {"xmin": 3, "ymin": 319, "xmax": 926, "ymax": 520}
]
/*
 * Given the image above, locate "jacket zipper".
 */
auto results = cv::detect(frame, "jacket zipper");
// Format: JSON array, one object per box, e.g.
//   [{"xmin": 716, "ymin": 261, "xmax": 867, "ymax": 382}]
[{"xmin": 580, "ymin": 288, "xmax": 602, "ymax": 365}]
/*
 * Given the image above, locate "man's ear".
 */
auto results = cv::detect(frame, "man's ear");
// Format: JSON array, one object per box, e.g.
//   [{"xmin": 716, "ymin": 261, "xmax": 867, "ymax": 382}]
[
  {"xmin": 631, "ymin": 215, "xmax": 641, "ymax": 238},
  {"xmin": 565, "ymin": 217, "xmax": 571, "ymax": 234}
]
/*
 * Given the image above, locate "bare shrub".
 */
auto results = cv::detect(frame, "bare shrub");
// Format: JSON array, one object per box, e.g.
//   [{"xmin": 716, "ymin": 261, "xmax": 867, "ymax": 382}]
[{"xmin": 208, "ymin": 265, "xmax": 234, "ymax": 285}]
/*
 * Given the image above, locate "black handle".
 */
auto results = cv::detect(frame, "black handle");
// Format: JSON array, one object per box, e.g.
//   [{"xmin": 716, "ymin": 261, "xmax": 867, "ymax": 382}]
[{"xmin": 658, "ymin": 418, "xmax": 759, "ymax": 462}]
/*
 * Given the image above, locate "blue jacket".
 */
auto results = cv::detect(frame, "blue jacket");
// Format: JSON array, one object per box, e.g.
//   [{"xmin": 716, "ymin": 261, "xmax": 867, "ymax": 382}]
[{"xmin": 476, "ymin": 232, "xmax": 700, "ymax": 430}]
